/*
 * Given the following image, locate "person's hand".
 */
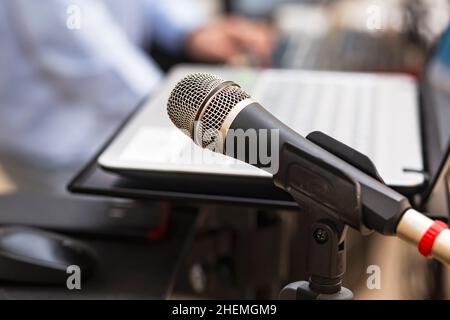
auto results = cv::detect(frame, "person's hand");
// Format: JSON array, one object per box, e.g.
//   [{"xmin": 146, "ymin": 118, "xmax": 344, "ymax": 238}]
[{"xmin": 186, "ymin": 16, "xmax": 277, "ymax": 66}]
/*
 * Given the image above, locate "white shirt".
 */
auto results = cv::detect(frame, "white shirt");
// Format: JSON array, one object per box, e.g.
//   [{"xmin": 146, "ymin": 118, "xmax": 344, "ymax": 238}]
[{"xmin": 0, "ymin": 0, "xmax": 204, "ymax": 167}]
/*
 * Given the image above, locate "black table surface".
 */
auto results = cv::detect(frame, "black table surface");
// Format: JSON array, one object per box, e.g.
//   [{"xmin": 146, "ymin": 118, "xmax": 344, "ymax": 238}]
[
  {"xmin": 69, "ymin": 160, "xmax": 296, "ymax": 210},
  {"xmin": 0, "ymin": 211, "xmax": 197, "ymax": 299}
]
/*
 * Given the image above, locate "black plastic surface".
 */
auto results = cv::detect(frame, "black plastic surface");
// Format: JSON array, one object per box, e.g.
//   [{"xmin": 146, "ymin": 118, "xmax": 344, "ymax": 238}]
[
  {"xmin": 0, "ymin": 226, "xmax": 96, "ymax": 284},
  {"xmin": 0, "ymin": 193, "xmax": 163, "ymax": 238},
  {"xmin": 306, "ymin": 131, "xmax": 385, "ymax": 183},
  {"xmin": 0, "ymin": 211, "xmax": 197, "ymax": 299}
]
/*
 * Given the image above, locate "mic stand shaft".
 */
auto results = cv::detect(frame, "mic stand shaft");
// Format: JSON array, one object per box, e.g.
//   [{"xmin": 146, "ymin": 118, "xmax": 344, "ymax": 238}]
[{"xmin": 280, "ymin": 205, "xmax": 353, "ymax": 300}]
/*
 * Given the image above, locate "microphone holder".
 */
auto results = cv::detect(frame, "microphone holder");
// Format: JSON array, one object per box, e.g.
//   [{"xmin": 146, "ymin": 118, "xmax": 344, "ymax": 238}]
[
  {"xmin": 277, "ymin": 132, "xmax": 387, "ymax": 300},
  {"xmin": 279, "ymin": 204, "xmax": 353, "ymax": 300}
]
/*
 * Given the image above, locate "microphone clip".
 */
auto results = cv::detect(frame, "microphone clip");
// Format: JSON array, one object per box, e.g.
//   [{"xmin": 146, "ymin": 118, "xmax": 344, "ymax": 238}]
[{"xmin": 277, "ymin": 131, "xmax": 408, "ymax": 300}]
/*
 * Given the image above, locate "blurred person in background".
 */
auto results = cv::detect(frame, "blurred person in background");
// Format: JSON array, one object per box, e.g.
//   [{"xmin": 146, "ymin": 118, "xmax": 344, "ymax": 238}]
[{"xmin": 0, "ymin": 0, "xmax": 276, "ymax": 193}]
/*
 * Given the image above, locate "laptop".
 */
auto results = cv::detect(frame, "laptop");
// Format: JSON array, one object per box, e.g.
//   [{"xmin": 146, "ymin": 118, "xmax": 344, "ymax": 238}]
[
  {"xmin": 276, "ymin": 29, "xmax": 418, "ymax": 72},
  {"xmin": 236, "ymin": 0, "xmax": 429, "ymax": 73},
  {"xmin": 272, "ymin": 2, "xmax": 421, "ymax": 72},
  {"xmin": 98, "ymin": 23, "xmax": 450, "ymax": 199}
]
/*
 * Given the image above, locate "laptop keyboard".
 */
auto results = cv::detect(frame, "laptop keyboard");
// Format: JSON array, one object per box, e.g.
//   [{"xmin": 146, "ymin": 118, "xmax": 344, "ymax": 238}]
[
  {"xmin": 251, "ymin": 70, "xmax": 423, "ymax": 186},
  {"xmin": 253, "ymin": 74, "xmax": 379, "ymax": 156},
  {"xmin": 281, "ymin": 30, "xmax": 408, "ymax": 71}
]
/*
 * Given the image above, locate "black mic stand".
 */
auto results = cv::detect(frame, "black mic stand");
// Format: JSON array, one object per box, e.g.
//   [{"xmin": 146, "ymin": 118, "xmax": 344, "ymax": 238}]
[
  {"xmin": 276, "ymin": 132, "xmax": 387, "ymax": 300},
  {"xmin": 279, "ymin": 207, "xmax": 353, "ymax": 300}
]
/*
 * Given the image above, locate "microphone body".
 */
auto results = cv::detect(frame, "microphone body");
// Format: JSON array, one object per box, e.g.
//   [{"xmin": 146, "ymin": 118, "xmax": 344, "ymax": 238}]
[
  {"xmin": 224, "ymin": 100, "xmax": 409, "ymax": 236},
  {"xmin": 397, "ymin": 209, "xmax": 450, "ymax": 264}
]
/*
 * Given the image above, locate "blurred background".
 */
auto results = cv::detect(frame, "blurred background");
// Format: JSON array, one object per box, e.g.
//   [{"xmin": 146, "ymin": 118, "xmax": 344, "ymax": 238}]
[
  {"xmin": 0, "ymin": 0, "xmax": 450, "ymax": 299},
  {"xmin": 3, "ymin": 0, "xmax": 449, "ymax": 194}
]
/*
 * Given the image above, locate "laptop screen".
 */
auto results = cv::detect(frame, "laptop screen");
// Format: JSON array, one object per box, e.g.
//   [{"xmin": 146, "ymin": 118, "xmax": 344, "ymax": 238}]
[
  {"xmin": 425, "ymin": 23, "xmax": 450, "ymax": 217},
  {"xmin": 424, "ymin": 22, "xmax": 450, "ymax": 183},
  {"xmin": 427, "ymin": 24, "xmax": 450, "ymax": 157}
]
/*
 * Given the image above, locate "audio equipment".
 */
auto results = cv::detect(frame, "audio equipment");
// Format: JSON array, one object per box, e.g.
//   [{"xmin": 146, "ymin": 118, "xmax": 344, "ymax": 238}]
[{"xmin": 167, "ymin": 73, "xmax": 450, "ymax": 266}]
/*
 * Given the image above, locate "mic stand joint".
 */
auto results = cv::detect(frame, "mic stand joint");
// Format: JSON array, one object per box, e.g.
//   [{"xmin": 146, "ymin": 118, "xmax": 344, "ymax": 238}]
[{"xmin": 280, "ymin": 210, "xmax": 353, "ymax": 300}]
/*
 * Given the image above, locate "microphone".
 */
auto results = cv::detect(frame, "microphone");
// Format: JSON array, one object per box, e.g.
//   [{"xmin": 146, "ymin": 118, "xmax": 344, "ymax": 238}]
[{"xmin": 167, "ymin": 73, "xmax": 450, "ymax": 265}]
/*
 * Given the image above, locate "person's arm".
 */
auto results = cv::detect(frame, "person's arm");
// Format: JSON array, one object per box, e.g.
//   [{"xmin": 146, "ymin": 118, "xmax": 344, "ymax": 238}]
[{"xmin": 9, "ymin": 0, "xmax": 162, "ymax": 116}]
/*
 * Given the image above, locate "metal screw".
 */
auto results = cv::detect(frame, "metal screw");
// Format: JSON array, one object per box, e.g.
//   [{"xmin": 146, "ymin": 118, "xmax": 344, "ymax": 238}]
[{"xmin": 314, "ymin": 228, "xmax": 329, "ymax": 244}]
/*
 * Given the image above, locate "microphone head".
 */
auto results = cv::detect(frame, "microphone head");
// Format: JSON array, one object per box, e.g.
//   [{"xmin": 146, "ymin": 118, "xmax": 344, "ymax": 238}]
[{"xmin": 167, "ymin": 73, "xmax": 250, "ymax": 148}]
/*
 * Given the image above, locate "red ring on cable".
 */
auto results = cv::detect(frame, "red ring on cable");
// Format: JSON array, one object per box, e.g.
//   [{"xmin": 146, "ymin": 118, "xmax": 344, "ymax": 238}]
[{"xmin": 418, "ymin": 220, "xmax": 448, "ymax": 257}]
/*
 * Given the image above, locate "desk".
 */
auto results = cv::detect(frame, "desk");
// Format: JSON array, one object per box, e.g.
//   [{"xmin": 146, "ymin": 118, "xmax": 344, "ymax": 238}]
[{"xmin": 0, "ymin": 211, "xmax": 197, "ymax": 299}]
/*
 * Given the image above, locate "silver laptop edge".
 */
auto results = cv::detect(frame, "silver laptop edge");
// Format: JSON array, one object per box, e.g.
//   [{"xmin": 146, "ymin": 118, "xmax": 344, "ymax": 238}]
[{"xmin": 99, "ymin": 65, "xmax": 424, "ymax": 188}]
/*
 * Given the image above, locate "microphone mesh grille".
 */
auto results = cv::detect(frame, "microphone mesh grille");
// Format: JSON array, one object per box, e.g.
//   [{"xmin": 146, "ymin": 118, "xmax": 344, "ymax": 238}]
[
  {"xmin": 167, "ymin": 73, "xmax": 225, "ymax": 136},
  {"xmin": 167, "ymin": 73, "xmax": 250, "ymax": 149},
  {"xmin": 200, "ymin": 85, "xmax": 250, "ymax": 148}
]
